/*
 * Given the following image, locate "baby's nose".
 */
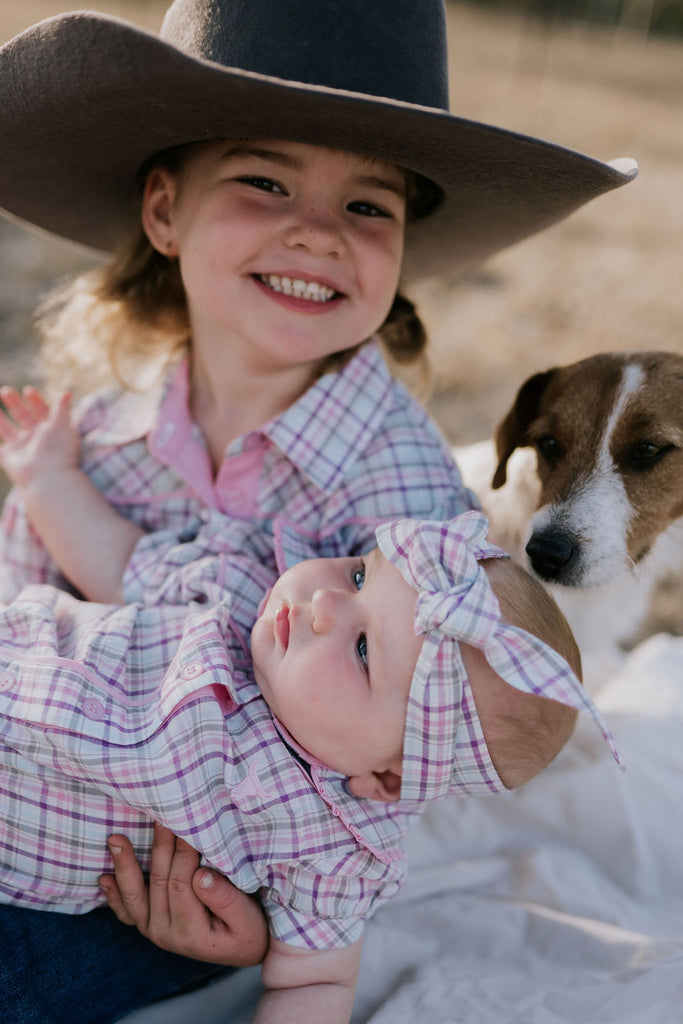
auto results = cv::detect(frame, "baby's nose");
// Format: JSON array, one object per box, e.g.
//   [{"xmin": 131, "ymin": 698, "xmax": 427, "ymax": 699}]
[{"xmin": 311, "ymin": 588, "xmax": 342, "ymax": 634}]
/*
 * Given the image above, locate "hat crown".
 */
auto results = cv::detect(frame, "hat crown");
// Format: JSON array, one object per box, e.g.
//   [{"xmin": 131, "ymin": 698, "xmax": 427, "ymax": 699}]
[{"xmin": 160, "ymin": 0, "xmax": 450, "ymax": 110}]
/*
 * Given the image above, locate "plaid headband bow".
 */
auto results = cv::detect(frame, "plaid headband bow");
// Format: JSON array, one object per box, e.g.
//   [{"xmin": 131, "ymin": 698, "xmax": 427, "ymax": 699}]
[{"xmin": 376, "ymin": 512, "xmax": 622, "ymax": 802}]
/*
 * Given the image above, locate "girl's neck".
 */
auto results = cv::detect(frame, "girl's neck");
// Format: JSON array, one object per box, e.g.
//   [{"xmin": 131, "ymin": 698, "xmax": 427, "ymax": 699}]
[{"xmin": 189, "ymin": 349, "xmax": 321, "ymax": 470}]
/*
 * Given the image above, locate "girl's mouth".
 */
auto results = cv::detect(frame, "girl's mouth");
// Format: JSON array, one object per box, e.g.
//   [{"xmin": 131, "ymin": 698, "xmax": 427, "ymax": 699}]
[
  {"xmin": 256, "ymin": 274, "xmax": 339, "ymax": 303},
  {"xmin": 274, "ymin": 602, "xmax": 291, "ymax": 650}
]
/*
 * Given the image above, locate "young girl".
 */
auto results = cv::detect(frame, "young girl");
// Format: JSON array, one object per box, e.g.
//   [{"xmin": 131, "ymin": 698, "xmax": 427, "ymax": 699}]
[{"xmin": 0, "ymin": 0, "xmax": 636, "ymax": 1016}]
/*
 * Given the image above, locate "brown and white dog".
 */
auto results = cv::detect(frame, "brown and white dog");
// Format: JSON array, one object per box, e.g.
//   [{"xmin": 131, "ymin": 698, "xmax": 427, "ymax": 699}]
[{"xmin": 455, "ymin": 351, "xmax": 683, "ymax": 688}]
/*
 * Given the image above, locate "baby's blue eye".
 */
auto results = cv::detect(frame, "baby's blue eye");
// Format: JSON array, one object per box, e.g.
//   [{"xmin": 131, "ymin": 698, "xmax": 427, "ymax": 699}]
[
  {"xmin": 352, "ymin": 562, "xmax": 365, "ymax": 590},
  {"xmin": 356, "ymin": 633, "xmax": 368, "ymax": 667}
]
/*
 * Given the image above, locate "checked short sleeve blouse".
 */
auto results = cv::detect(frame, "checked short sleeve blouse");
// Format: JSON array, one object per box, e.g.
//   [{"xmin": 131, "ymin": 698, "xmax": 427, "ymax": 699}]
[{"xmin": 0, "ymin": 340, "xmax": 477, "ymax": 599}]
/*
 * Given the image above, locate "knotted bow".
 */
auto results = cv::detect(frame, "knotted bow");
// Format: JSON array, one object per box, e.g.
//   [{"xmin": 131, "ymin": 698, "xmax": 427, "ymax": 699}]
[{"xmin": 376, "ymin": 512, "xmax": 621, "ymax": 802}]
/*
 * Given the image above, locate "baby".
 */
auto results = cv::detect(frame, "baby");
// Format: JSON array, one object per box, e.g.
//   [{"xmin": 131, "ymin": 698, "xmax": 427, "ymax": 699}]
[{"xmin": 0, "ymin": 393, "xmax": 619, "ymax": 1022}]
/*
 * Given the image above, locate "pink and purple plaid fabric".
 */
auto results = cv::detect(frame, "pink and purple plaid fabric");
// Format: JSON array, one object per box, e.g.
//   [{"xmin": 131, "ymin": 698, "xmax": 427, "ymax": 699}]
[
  {"xmin": 377, "ymin": 512, "xmax": 622, "ymax": 801},
  {"xmin": 0, "ymin": 341, "xmax": 477, "ymax": 600},
  {"xmin": 0, "ymin": 555, "xmax": 416, "ymax": 950}
]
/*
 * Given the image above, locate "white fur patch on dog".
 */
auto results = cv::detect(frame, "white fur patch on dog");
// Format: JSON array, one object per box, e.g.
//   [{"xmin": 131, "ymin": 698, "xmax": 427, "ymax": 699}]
[{"xmin": 531, "ymin": 364, "xmax": 645, "ymax": 586}]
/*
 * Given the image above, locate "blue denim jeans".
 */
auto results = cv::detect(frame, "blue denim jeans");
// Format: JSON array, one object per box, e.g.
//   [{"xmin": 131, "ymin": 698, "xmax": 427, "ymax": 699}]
[{"xmin": 0, "ymin": 903, "xmax": 231, "ymax": 1023}]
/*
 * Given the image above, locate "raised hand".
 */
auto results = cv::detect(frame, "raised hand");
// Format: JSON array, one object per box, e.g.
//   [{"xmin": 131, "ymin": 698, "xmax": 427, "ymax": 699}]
[{"xmin": 0, "ymin": 387, "xmax": 78, "ymax": 491}]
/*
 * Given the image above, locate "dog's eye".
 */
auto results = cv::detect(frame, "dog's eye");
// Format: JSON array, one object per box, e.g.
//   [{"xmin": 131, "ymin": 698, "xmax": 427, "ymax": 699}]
[
  {"xmin": 629, "ymin": 441, "xmax": 672, "ymax": 470},
  {"xmin": 535, "ymin": 435, "xmax": 562, "ymax": 466}
]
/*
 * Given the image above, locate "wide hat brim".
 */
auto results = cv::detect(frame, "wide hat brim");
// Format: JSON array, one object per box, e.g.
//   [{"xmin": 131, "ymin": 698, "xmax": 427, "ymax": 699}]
[{"xmin": 0, "ymin": 11, "xmax": 637, "ymax": 278}]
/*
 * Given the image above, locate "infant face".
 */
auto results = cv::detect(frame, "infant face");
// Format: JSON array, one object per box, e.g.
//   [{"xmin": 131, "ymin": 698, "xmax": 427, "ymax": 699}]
[{"xmin": 251, "ymin": 547, "xmax": 422, "ymax": 780}]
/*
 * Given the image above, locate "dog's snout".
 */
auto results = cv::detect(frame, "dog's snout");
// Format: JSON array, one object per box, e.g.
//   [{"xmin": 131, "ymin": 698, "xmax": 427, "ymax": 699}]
[{"xmin": 526, "ymin": 531, "xmax": 577, "ymax": 581}]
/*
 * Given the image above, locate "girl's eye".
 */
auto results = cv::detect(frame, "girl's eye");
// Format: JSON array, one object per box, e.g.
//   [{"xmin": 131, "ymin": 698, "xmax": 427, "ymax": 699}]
[
  {"xmin": 347, "ymin": 200, "xmax": 390, "ymax": 218},
  {"xmin": 237, "ymin": 176, "xmax": 286, "ymax": 194},
  {"xmin": 352, "ymin": 561, "xmax": 365, "ymax": 590},
  {"xmin": 356, "ymin": 633, "xmax": 368, "ymax": 668}
]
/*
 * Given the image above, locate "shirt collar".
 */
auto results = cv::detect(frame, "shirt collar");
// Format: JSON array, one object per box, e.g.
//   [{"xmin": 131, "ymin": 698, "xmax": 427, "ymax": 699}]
[
  {"xmin": 81, "ymin": 341, "xmax": 397, "ymax": 495},
  {"xmin": 272, "ymin": 718, "xmax": 419, "ymax": 862},
  {"xmin": 79, "ymin": 358, "xmax": 187, "ymax": 446}
]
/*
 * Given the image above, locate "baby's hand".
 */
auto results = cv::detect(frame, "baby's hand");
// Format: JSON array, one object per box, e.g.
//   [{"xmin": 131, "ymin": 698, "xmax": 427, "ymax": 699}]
[{"xmin": 0, "ymin": 388, "xmax": 79, "ymax": 491}]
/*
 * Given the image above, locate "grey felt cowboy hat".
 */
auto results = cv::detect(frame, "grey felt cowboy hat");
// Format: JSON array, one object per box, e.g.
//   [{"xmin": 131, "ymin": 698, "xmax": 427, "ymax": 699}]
[{"xmin": 0, "ymin": 0, "xmax": 637, "ymax": 278}]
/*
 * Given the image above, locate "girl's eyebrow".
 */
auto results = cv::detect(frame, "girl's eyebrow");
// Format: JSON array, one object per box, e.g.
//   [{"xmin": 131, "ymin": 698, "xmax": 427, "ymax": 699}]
[
  {"xmin": 220, "ymin": 143, "xmax": 300, "ymax": 169},
  {"xmin": 355, "ymin": 174, "xmax": 406, "ymax": 200}
]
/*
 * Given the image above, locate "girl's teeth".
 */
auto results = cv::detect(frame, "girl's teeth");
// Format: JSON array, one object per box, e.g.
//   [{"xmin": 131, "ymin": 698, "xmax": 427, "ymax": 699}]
[{"xmin": 261, "ymin": 274, "xmax": 335, "ymax": 302}]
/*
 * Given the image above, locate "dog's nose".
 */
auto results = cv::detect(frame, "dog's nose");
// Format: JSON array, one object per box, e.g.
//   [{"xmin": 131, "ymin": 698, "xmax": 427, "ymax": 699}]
[{"xmin": 526, "ymin": 532, "xmax": 577, "ymax": 581}]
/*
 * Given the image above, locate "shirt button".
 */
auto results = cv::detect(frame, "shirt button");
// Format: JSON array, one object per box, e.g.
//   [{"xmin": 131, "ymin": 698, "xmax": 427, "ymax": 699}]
[
  {"xmin": 81, "ymin": 697, "xmax": 106, "ymax": 720},
  {"xmin": 181, "ymin": 661, "xmax": 203, "ymax": 680},
  {"xmin": 0, "ymin": 675, "xmax": 14, "ymax": 692}
]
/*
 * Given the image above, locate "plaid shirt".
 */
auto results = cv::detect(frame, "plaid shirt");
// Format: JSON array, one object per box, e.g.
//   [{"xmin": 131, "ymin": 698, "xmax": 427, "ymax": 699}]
[
  {"xmin": 0, "ymin": 340, "xmax": 477, "ymax": 599},
  {"xmin": 0, "ymin": 344, "xmax": 476, "ymax": 948},
  {"xmin": 0, "ymin": 521, "xmax": 424, "ymax": 950}
]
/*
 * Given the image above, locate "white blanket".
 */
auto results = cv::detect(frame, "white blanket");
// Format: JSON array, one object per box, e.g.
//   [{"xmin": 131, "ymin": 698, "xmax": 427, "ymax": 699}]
[{"xmin": 124, "ymin": 634, "xmax": 683, "ymax": 1024}]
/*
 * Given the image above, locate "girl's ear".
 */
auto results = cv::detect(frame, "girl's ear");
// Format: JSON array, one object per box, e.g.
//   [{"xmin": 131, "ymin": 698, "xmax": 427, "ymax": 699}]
[
  {"xmin": 141, "ymin": 167, "xmax": 179, "ymax": 257},
  {"xmin": 348, "ymin": 769, "xmax": 402, "ymax": 803}
]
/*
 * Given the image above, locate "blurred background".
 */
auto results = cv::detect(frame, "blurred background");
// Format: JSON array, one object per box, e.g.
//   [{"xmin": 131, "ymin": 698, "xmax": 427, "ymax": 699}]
[{"xmin": 0, "ymin": 0, "xmax": 681, "ymax": 511}]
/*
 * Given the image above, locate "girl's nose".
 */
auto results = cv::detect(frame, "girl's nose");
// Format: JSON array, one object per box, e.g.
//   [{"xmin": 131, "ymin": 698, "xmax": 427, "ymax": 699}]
[
  {"xmin": 311, "ymin": 588, "xmax": 344, "ymax": 634},
  {"xmin": 283, "ymin": 204, "xmax": 344, "ymax": 257}
]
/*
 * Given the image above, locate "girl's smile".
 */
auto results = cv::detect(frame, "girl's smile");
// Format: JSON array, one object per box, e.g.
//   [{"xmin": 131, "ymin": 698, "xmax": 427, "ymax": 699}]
[{"xmin": 254, "ymin": 274, "xmax": 339, "ymax": 306}]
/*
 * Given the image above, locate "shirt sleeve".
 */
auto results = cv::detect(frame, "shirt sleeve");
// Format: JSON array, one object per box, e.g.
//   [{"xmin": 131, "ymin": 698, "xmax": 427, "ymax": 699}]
[
  {"xmin": 259, "ymin": 851, "xmax": 404, "ymax": 951},
  {"xmin": 0, "ymin": 489, "xmax": 73, "ymax": 601}
]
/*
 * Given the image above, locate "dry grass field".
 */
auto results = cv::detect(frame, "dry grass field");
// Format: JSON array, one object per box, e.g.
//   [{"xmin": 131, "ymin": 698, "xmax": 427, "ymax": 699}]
[{"xmin": 0, "ymin": 1, "xmax": 681, "ymax": 627}]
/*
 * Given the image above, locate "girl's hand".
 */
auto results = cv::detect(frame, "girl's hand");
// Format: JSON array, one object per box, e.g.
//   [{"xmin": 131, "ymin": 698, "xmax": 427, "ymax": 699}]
[
  {"xmin": 0, "ymin": 388, "xmax": 79, "ymax": 491},
  {"xmin": 99, "ymin": 823, "xmax": 268, "ymax": 967}
]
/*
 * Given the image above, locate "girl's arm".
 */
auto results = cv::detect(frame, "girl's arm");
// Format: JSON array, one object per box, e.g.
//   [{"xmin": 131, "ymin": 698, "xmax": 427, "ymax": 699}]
[
  {"xmin": 255, "ymin": 936, "xmax": 362, "ymax": 1024},
  {"xmin": 0, "ymin": 387, "xmax": 143, "ymax": 602}
]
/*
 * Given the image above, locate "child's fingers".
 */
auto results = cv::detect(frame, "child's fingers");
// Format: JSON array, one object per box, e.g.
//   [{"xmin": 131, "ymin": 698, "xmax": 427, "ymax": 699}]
[
  {"xmin": 102, "ymin": 834, "xmax": 152, "ymax": 929},
  {"xmin": 145, "ymin": 822, "xmax": 187, "ymax": 927},
  {"xmin": 0, "ymin": 386, "xmax": 42, "ymax": 429},
  {"xmin": 0, "ymin": 406, "xmax": 18, "ymax": 443},
  {"xmin": 162, "ymin": 830, "xmax": 203, "ymax": 917},
  {"xmin": 98, "ymin": 872, "xmax": 137, "ymax": 927},
  {"xmin": 22, "ymin": 386, "xmax": 53, "ymax": 421},
  {"xmin": 192, "ymin": 870, "xmax": 269, "ymax": 966}
]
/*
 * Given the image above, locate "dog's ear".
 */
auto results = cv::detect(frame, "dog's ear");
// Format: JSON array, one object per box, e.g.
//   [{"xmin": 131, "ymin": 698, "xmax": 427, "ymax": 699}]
[{"xmin": 492, "ymin": 369, "xmax": 556, "ymax": 489}]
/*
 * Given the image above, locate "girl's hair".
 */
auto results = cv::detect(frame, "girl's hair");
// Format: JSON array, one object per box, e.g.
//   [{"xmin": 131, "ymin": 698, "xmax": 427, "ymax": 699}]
[{"xmin": 38, "ymin": 146, "xmax": 439, "ymax": 395}]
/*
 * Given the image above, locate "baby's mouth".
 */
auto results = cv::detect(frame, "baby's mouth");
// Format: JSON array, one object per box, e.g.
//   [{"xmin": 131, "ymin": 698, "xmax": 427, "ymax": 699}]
[
  {"xmin": 257, "ymin": 274, "xmax": 339, "ymax": 303},
  {"xmin": 274, "ymin": 602, "xmax": 291, "ymax": 650}
]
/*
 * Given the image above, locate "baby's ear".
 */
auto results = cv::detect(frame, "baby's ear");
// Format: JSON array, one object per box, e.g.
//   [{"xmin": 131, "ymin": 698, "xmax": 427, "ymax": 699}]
[{"xmin": 348, "ymin": 770, "xmax": 402, "ymax": 803}]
